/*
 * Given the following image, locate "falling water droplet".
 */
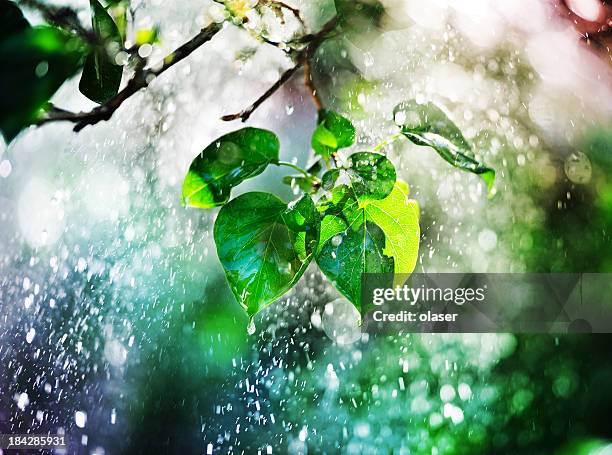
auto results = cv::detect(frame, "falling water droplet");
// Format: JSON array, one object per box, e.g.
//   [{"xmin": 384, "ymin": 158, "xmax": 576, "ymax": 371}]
[
  {"xmin": 75, "ymin": 411, "xmax": 87, "ymax": 428},
  {"xmin": 16, "ymin": 392, "xmax": 29, "ymax": 411},
  {"xmin": 247, "ymin": 318, "xmax": 256, "ymax": 335},
  {"xmin": 26, "ymin": 328, "xmax": 36, "ymax": 344},
  {"xmin": 285, "ymin": 104, "xmax": 294, "ymax": 115},
  {"xmin": 0, "ymin": 159, "xmax": 12, "ymax": 178}
]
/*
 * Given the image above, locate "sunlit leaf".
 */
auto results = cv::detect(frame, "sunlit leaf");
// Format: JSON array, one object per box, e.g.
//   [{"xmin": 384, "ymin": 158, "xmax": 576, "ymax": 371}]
[
  {"xmin": 394, "ymin": 100, "xmax": 495, "ymax": 193},
  {"xmin": 79, "ymin": 0, "xmax": 124, "ymax": 104},
  {"xmin": 362, "ymin": 181, "xmax": 420, "ymax": 275},
  {"xmin": 0, "ymin": 26, "xmax": 86, "ymax": 142},
  {"xmin": 317, "ymin": 179, "xmax": 420, "ymax": 312},
  {"xmin": 182, "ymin": 127, "xmax": 280, "ymax": 209},
  {"xmin": 214, "ymin": 192, "xmax": 320, "ymax": 318},
  {"xmin": 311, "ymin": 110, "xmax": 355, "ymax": 163}
]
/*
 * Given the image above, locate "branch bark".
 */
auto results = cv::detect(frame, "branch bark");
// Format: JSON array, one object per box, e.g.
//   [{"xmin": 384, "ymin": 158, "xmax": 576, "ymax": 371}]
[
  {"xmin": 34, "ymin": 9, "xmax": 337, "ymax": 131},
  {"xmin": 36, "ymin": 22, "xmax": 223, "ymax": 131}
]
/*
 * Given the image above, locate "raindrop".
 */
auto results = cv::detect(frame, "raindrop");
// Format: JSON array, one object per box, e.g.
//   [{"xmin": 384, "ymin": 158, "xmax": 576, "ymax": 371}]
[
  {"xmin": 322, "ymin": 298, "xmax": 361, "ymax": 345},
  {"xmin": 285, "ymin": 104, "xmax": 294, "ymax": 115},
  {"xmin": 0, "ymin": 159, "xmax": 12, "ymax": 178},
  {"xmin": 35, "ymin": 61, "xmax": 49, "ymax": 78},
  {"xmin": 478, "ymin": 229, "xmax": 497, "ymax": 252},
  {"xmin": 247, "ymin": 319, "xmax": 256, "ymax": 335},
  {"xmin": 75, "ymin": 411, "xmax": 87, "ymax": 428},
  {"xmin": 25, "ymin": 328, "xmax": 36, "ymax": 344},
  {"xmin": 363, "ymin": 52, "xmax": 374, "ymax": 67},
  {"xmin": 138, "ymin": 44, "xmax": 153, "ymax": 58},
  {"xmin": 16, "ymin": 392, "xmax": 29, "ymax": 411}
]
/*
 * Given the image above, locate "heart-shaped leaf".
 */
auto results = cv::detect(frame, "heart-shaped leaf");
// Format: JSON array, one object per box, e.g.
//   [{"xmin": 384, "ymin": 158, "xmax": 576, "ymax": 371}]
[
  {"xmin": 214, "ymin": 192, "xmax": 320, "ymax": 318},
  {"xmin": 0, "ymin": 25, "xmax": 86, "ymax": 142},
  {"xmin": 394, "ymin": 100, "xmax": 495, "ymax": 193},
  {"xmin": 182, "ymin": 128, "xmax": 280, "ymax": 209},
  {"xmin": 317, "ymin": 181, "xmax": 420, "ymax": 313},
  {"xmin": 79, "ymin": 0, "xmax": 124, "ymax": 104},
  {"xmin": 311, "ymin": 110, "xmax": 355, "ymax": 163},
  {"xmin": 317, "ymin": 217, "xmax": 393, "ymax": 312}
]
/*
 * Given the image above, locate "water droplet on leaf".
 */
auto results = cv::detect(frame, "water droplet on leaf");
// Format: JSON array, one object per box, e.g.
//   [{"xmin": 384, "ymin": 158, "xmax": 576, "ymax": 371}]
[{"xmin": 247, "ymin": 319, "xmax": 256, "ymax": 335}]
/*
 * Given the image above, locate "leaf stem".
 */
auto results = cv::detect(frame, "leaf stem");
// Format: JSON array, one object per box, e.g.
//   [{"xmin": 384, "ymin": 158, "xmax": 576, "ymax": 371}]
[
  {"xmin": 373, "ymin": 132, "xmax": 403, "ymax": 152},
  {"xmin": 275, "ymin": 160, "xmax": 311, "ymax": 178}
]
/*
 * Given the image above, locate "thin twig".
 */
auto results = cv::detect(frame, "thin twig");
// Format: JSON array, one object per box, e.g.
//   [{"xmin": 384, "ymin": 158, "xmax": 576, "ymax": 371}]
[
  {"xmin": 221, "ymin": 64, "xmax": 301, "ymax": 121},
  {"xmin": 36, "ymin": 22, "xmax": 223, "ymax": 131},
  {"xmin": 221, "ymin": 16, "xmax": 337, "ymax": 122},
  {"xmin": 265, "ymin": 0, "xmax": 305, "ymax": 28}
]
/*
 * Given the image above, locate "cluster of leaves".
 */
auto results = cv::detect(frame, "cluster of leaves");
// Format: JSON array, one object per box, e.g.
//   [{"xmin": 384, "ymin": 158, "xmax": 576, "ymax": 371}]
[
  {"xmin": 1, "ymin": 0, "xmax": 495, "ymax": 323},
  {"xmin": 182, "ymin": 104, "xmax": 495, "ymax": 321},
  {"xmin": 0, "ymin": 0, "xmax": 159, "ymax": 142}
]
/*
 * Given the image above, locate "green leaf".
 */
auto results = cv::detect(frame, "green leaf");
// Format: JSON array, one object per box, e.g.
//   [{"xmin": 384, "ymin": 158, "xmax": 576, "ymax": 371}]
[
  {"xmin": 0, "ymin": 26, "xmax": 86, "ymax": 142},
  {"xmin": 317, "ymin": 180, "xmax": 420, "ymax": 312},
  {"xmin": 394, "ymin": 100, "xmax": 495, "ymax": 193},
  {"xmin": 79, "ymin": 0, "xmax": 123, "ymax": 104},
  {"xmin": 317, "ymin": 216, "xmax": 393, "ymax": 312},
  {"xmin": 362, "ymin": 181, "xmax": 420, "ymax": 275},
  {"xmin": 321, "ymin": 151, "xmax": 396, "ymax": 201},
  {"xmin": 214, "ymin": 192, "xmax": 320, "ymax": 318},
  {"xmin": 0, "ymin": 0, "xmax": 29, "ymax": 41},
  {"xmin": 311, "ymin": 110, "xmax": 355, "ymax": 163},
  {"xmin": 182, "ymin": 127, "xmax": 280, "ymax": 209}
]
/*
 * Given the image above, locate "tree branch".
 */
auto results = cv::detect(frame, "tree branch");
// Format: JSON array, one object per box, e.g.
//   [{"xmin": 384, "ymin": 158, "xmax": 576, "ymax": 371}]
[
  {"xmin": 221, "ymin": 16, "xmax": 337, "ymax": 122},
  {"xmin": 36, "ymin": 22, "xmax": 223, "ymax": 131},
  {"xmin": 221, "ymin": 63, "xmax": 301, "ymax": 122}
]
